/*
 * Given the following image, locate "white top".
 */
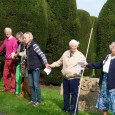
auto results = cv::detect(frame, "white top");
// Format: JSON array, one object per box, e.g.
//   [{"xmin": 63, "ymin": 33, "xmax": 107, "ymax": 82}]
[{"xmin": 103, "ymin": 54, "xmax": 115, "ymax": 73}]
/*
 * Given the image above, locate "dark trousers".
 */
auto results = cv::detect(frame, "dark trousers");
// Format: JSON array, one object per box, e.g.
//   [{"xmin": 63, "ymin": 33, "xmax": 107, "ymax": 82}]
[{"xmin": 63, "ymin": 78, "xmax": 79, "ymax": 114}]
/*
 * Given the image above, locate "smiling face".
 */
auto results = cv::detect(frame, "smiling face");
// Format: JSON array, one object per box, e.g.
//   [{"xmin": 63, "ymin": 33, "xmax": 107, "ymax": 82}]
[{"xmin": 70, "ymin": 43, "xmax": 78, "ymax": 52}]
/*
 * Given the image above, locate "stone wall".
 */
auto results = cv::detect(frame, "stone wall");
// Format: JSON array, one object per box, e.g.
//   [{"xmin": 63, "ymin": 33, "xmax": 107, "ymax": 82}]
[{"xmin": 60, "ymin": 77, "xmax": 99, "ymax": 112}]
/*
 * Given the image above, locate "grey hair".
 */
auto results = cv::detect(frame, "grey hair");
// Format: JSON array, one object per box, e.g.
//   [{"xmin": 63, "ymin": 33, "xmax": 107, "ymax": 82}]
[
  {"xmin": 69, "ymin": 39, "xmax": 80, "ymax": 47},
  {"xmin": 15, "ymin": 32, "xmax": 23, "ymax": 39},
  {"xmin": 109, "ymin": 42, "xmax": 115, "ymax": 50},
  {"xmin": 4, "ymin": 27, "xmax": 12, "ymax": 33},
  {"xmin": 24, "ymin": 32, "xmax": 33, "ymax": 41}
]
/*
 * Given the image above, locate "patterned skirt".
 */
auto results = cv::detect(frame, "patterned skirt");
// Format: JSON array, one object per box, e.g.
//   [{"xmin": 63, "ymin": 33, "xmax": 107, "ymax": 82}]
[{"xmin": 96, "ymin": 73, "xmax": 115, "ymax": 114}]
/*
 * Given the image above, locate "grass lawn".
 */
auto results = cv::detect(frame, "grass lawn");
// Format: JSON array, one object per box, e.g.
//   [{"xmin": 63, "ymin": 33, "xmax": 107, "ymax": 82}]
[{"xmin": 0, "ymin": 81, "xmax": 112, "ymax": 115}]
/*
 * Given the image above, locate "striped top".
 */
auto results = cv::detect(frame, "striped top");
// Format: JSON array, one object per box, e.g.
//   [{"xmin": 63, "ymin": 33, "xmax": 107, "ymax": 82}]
[{"xmin": 33, "ymin": 44, "xmax": 48, "ymax": 64}]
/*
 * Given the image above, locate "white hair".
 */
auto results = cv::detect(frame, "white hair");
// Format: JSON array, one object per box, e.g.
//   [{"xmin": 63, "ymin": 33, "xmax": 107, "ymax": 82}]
[
  {"xmin": 69, "ymin": 39, "xmax": 80, "ymax": 47},
  {"xmin": 109, "ymin": 42, "xmax": 115, "ymax": 50},
  {"xmin": 4, "ymin": 27, "xmax": 12, "ymax": 33},
  {"xmin": 24, "ymin": 32, "xmax": 33, "ymax": 41}
]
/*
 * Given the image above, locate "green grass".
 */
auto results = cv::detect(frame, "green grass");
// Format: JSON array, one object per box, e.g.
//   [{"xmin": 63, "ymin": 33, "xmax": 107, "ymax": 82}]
[{"xmin": 0, "ymin": 81, "xmax": 111, "ymax": 115}]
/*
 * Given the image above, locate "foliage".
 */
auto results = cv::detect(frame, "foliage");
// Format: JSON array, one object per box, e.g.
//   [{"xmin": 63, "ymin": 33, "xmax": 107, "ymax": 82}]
[
  {"xmin": 44, "ymin": 0, "xmax": 80, "ymax": 85},
  {"xmin": 0, "ymin": 0, "xmax": 48, "ymax": 50},
  {"xmin": 77, "ymin": 10, "xmax": 96, "ymax": 76},
  {"xmin": 96, "ymin": 0, "xmax": 115, "ymax": 61}
]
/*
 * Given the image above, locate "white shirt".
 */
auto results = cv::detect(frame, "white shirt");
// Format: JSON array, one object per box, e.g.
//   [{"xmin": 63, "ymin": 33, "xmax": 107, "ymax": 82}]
[{"xmin": 103, "ymin": 54, "xmax": 115, "ymax": 73}]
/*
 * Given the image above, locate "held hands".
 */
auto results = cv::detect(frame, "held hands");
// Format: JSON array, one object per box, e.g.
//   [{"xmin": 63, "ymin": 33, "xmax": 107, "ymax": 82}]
[
  {"xmin": 14, "ymin": 53, "xmax": 18, "ymax": 58},
  {"xmin": 81, "ymin": 64, "xmax": 87, "ymax": 68},
  {"xmin": 45, "ymin": 64, "xmax": 52, "ymax": 69},
  {"xmin": 45, "ymin": 64, "xmax": 51, "ymax": 69}
]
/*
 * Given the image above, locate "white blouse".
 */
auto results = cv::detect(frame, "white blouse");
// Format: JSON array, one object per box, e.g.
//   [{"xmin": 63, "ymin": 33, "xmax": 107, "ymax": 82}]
[{"xmin": 103, "ymin": 54, "xmax": 115, "ymax": 73}]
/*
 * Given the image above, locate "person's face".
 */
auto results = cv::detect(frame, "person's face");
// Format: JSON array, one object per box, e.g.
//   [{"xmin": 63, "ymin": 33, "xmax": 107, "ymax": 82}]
[
  {"xmin": 70, "ymin": 44, "xmax": 78, "ymax": 52},
  {"xmin": 111, "ymin": 46, "xmax": 115, "ymax": 56},
  {"xmin": 17, "ymin": 37, "xmax": 23, "ymax": 43},
  {"xmin": 24, "ymin": 34, "xmax": 31, "ymax": 44},
  {"xmin": 5, "ymin": 30, "xmax": 12, "ymax": 38}
]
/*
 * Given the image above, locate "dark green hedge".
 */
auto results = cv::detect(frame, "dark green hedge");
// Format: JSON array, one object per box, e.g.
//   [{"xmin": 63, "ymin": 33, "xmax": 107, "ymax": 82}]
[
  {"xmin": 96, "ymin": 0, "xmax": 115, "ymax": 61},
  {"xmin": 44, "ymin": 0, "xmax": 79, "ymax": 85},
  {"xmin": 0, "ymin": 0, "xmax": 48, "ymax": 51},
  {"xmin": 0, "ymin": 0, "xmax": 79, "ymax": 85},
  {"xmin": 77, "ymin": 10, "xmax": 96, "ymax": 76}
]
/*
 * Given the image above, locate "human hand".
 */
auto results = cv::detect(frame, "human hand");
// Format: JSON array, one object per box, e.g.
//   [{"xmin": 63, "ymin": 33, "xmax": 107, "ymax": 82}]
[
  {"xmin": 11, "ymin": 53, "xmax": 15, "ymax": 59},
  {"xmin": 81, "ymin": 64, "xmax": 87, "ymax": 68},
  {"xmin": 14, "ymin": 53, "xmax": 18, "ymax": 58},
  {"xmin": 45, "ymin": 64, "xmax": 51, "ymax": 69}
]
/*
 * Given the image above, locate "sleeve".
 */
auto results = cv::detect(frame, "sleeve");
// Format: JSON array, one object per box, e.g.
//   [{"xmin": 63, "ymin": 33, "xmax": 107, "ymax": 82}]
[
  {"xmin": 87, "ymin": 61, "xmax": 103, "ymax": 69},
  {"xmin": 50, "ymin": 55, "xmax": 63, "ymax": 68},
  {"xmin": 33, "ymin": 44, "xmax": 48, "ymax": 64},
  {"xmin": 12, "ymin": 39, "xmax": 18, "ymax": 53},
  {"xmin": 0, "ymin": 40, "xmax": 5, "ymax": 52},
  {"xmin": 80, "ymin": 53, "xmax": 87, "ymax": 64},
  {"xmin": 86, "ymin": 55, "xmax": 109, "ymax": 69}
]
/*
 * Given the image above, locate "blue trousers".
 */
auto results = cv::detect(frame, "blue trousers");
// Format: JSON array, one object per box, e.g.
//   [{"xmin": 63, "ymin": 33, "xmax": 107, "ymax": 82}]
[
  {"xmin": 28, "ymin": 70, "xmax": 41, "ymax": 103},
  {"xmin": 63, "ymin": 78, "xmax": 79, "ymax": 114}
]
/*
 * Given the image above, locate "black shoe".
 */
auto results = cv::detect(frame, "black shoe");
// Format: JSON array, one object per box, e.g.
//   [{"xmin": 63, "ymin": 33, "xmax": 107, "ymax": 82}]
[{"xmin": 62, "ymin": 108, "xmax": 70, "ymax": 112}]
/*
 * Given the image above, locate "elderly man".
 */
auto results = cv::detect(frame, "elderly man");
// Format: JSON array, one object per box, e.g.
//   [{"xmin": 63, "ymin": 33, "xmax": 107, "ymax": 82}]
[
  {"xmin": 0, "ymin": 27, "xmax": 18, "ymax": 93},
  {"xmin": 49, "ymin": 39, "xmax": 86, "ymax": 115}
]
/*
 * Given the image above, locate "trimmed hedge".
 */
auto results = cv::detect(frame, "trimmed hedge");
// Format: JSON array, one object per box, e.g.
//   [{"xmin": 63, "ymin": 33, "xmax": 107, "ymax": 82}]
[
  {"xmin": 43, "ymin": 0, "xmax": 80, "ymax": 85},
  {"xmin": 0, "ymin": 0, "xmax": 104, "ymax": 85},
  {"xmin": 77, "ymin": 10, "xmax": 96, "ymax": 76},
  {"xmin": 0, "ymin": 0, "xmax": 48, "ymax": 50},
  {"xmin": 96, "ymin": 0, "xmax": 115, "ymax": 61}
]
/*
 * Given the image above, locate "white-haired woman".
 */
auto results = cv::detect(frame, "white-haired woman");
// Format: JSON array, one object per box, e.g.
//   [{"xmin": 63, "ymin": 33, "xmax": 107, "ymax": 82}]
[
  {"xmin": 23, "ymin": 32, "xmax": 49, "ymax": 107},
  {"xmin": 83, "ymin": 42, "xmax": 115, "ymax": 115},
  {"xmin": 49, "ymin": 39, "xmax": 86, "ymax": 115}
]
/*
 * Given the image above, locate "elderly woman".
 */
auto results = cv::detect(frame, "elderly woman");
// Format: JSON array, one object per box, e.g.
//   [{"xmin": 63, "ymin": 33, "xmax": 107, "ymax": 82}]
[
  {"xmin": 49, "ymin": 39, "xmax": 86, "ymax": 115},
  {"xmin": 83, "ymin": 42, "xmax": 115, "ymax": 115},
  {"xmin": 23, "ymin": 32, "xmax": 49, "ymax": 107}
]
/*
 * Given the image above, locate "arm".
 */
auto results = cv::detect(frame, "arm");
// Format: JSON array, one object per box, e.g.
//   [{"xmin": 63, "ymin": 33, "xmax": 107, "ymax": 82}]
[
  {"xmin": 11, "ymin": 39, "xmax": 18, "ymax": 59},
  {"xmin": 12, "ymin": 40, "xmax": 18, "ymax": 53},
  {"xmin": 0, "ymin": 41, "xmax": 5, "ymax": 52},
  {"xmin": 87, "ymin": 61, "xmax": 103, "ymax": 69},
  {"xmin": 33, "ymin": 44, "xmax": 48, "ymax": 64},
  {"xmin": 50, "ymin": 56, "xmax": 63, "ymax": 68}
]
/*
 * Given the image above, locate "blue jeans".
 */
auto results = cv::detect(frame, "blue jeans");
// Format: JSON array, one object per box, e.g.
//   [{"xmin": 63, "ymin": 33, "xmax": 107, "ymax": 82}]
[
  {"xmin": 28, "ymin": 70, "xmax": 41, "ymax": 103},
  {"xmin": 63, "ymin": 79, "xmax": 79, "ymax": 114}
]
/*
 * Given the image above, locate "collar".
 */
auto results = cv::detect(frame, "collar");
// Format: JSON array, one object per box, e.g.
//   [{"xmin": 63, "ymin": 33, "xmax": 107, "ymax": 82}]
[
  {"xmin": 111, "ymin": 54, "xmax": 115, "ymax": 60},
  {"xmin": 8, "ymin": 35, "xmax": 13, "ymax": 40},
  {"xmin": 67, "ymin": 50, "xmax": 78, "ymax": 57}
]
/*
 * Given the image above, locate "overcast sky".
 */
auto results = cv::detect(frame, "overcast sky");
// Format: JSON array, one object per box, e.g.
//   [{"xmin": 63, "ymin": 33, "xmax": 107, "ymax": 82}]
[{"xmin": 76, "ymin": 0, "xmax": 107, "ymax": 17}]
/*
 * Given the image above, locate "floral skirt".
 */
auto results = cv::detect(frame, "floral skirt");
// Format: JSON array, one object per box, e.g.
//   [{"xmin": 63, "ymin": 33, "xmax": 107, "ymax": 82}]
[{"xmin": 96, "ymin": 73, "xmax": 115, "ymax": 114}]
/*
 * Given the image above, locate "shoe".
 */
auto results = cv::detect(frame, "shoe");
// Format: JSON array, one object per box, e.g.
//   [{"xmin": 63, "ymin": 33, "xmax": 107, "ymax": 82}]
[
  {"xmin": 0, "ymin": 89, "xmax": 8, "ymax": 92},
  {"xmin": 33, "ymin": 102, "xmax": 40, "ymax": 107},
  {"xmin": 62, "ymin": 108, "xmax": 70, "ymax": 112},
  {"xmin": 28, "ymin": 101, "xmax": 35, "ymax": 105}
]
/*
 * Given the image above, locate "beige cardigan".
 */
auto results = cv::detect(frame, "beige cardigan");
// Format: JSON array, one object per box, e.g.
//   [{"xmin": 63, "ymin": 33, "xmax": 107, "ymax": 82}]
[{"xmin": 50, "ymin": 50, "xmax": 86, "ymax": 79}]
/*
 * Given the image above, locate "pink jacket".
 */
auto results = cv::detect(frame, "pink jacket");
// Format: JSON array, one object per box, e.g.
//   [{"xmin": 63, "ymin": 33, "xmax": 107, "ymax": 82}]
[{"xmin": 0, "ymin": 36, "xmax": 18, "ymax": 59}]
